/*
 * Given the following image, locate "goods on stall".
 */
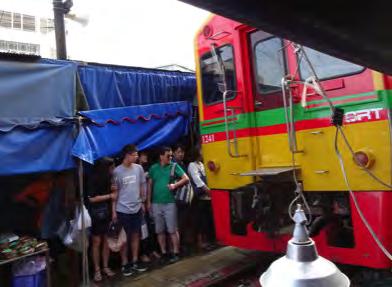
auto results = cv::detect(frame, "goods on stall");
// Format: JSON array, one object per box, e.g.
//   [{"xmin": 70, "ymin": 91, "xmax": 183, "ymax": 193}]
[{"xmin": 0, "ymin": 234, "xmax": 48, "ymax": 261}]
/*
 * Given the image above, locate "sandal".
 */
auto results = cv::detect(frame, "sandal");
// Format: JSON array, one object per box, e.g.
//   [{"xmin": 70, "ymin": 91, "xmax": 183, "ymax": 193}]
[
  {"xmin": 94, "ymin": 270, "xmax": 102, "ymax": 282},
  {"xmin": 102, "ymin": 267, "xmax": 115, "ymax": 277}
]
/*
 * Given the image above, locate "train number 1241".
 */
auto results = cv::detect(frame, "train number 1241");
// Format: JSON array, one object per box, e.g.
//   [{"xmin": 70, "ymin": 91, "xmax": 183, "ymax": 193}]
[{"xmin": 202, "ymin": 134, "xmax": 215, "ymax": 144}]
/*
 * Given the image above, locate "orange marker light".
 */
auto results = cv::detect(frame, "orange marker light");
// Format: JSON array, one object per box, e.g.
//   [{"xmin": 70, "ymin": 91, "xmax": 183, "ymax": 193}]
[
  {"xmin": 207, "ymin": 160, "xmax": 219, "ymax": 172},
  {"xmin": 353, "ymin": 150, "xmax": 375, "ymax": 169}
]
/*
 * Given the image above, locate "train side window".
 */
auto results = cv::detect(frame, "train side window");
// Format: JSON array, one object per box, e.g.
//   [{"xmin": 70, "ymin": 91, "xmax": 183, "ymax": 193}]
[
  {"xmin": 200, "ymin": 45, "xmax": 236, "ymax": 105},
  {"xmin": 299, "ymin": 47, "xmax": 364, "ymax": 80},
  {"xmin": 253, "ymin": 37, "xmax": 286, "ymax": 95}
]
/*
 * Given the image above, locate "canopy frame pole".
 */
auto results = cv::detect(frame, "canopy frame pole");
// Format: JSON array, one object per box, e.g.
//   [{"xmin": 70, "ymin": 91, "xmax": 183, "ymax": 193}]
[{"xmin": 77, "ymin": 116, "xmax": 89, "ymax": 286}]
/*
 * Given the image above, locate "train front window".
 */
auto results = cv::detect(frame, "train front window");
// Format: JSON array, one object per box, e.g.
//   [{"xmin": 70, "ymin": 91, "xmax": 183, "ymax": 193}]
[
  {"xmin": 253, "ymin": 37, "xmax": 286, "ymax": 94},
  {"xmin": 299, "ymin": 47, "xmax": 364, "ymax": 80},
  {"xmin": 200, "ymin": 45, "xmax": 236, "ymax": 105}
]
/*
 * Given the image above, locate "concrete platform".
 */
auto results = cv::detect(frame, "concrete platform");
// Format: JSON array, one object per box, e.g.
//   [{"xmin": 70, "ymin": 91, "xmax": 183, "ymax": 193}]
[{"xmin": 102, "ymin": 247, "xmax": 265, "ymax": 287}]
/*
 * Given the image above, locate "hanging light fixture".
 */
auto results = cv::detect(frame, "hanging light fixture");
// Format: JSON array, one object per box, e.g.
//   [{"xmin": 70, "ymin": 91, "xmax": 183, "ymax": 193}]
[{"xmin": 260, "ymin": 204, "xmax": 350, "ymax": 287}]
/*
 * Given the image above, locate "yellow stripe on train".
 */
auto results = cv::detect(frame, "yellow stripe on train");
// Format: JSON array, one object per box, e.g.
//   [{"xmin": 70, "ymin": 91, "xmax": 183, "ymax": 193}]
[{"xmin": 202, "ymin": 120, "xmax": 391, "ymax": 192}]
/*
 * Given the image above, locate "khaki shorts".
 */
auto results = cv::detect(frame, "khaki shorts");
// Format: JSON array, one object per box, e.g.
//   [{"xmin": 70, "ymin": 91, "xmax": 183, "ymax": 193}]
[{"xmin": 151, "ymin": 203, "xmax": 177, "ymax": 234}]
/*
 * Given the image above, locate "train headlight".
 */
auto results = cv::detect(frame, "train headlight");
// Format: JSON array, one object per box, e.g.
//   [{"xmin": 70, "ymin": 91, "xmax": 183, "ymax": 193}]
[
  {"xmin": 353, "ymin": 149, "xmax": 375, "ymax": 169},
  {"xmin": 203, "ymin": 25, "xmax": 213, "ymax": 38},
  {"xmin": 207, "ymin": 160, "xmax": 219, "ymax": 172}
]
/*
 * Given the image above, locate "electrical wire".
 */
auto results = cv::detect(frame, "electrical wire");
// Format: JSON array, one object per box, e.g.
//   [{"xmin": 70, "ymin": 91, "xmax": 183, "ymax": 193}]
[
  {"xmin": 299, "ymin": 43, "xmax": 392, "ymax": 190},
  {"xmin": 337, "ymin": 126, "xmax": 392, "ymax": 190},
  {"xmin": 297, "ymin": 45, "xmax": 392, "ymax": 261},
  {"xmin": 288, "ymin": 194, "xmax": 301, "ymax": 221},
  {"xmin": 281, "ymin": 45, "xmax": 312, "ymax": 224},
  {"xmin": 334, "ymin": 128, "xmax": 392, "ymax": 261}
]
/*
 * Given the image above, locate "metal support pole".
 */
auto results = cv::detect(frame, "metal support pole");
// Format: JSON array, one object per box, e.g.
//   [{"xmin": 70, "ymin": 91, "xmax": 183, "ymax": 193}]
[
  {"xmin": 53, "ymin": 0, "xmax": 67, "ymax": 59},
  {"xmin": 45, "ymin": 249, "xmax": 52, "ymax": 287},
  {"xmin": 77, "ymin": 117, "xmax": 89, "ymax": 286}
]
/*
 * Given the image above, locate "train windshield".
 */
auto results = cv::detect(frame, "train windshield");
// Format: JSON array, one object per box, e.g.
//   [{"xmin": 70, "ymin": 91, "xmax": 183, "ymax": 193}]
[
  {"xmin": 299, "ymin": 47, "xmax": 364, "ymax": 80},
  {"xmin": 253, "ymin": 36, "xmax": 286, "ymax": 94},
  {"xmin": 200, "ymin": 45, "xmax": 236, "ymax": 104}
]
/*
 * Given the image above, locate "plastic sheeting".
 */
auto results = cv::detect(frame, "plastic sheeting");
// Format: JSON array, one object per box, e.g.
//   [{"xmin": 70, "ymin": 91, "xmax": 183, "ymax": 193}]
[
  {"xmin": 78, "ymin": 64, "xmax": 196, "ymax": 109},
  {"xmin": 72, "ymin": 101, "xmax": 191, "ymax": 164},
  {"xmin": 0, "ymin": 60, "xmax": 77, "ymax": 175},
  {"xmin": 0, "ymin": 58, "xmax": 196, "ymax": 175},
  {"xmin": 0, "ymin": 60, "xmax": 77, "ymax": 132},
  {"xmin": 0, "ymin": 126, "xmax": 75, "ymax": 175}
]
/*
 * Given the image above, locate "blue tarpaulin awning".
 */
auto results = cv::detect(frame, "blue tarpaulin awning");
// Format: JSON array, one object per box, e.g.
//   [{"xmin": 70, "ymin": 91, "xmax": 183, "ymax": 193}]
[
  {"xmin": 78, "ymin": 64, "xmax": 196, "ymax": 109},
  {"xmin": 0, "ymin": 58, "xmax": 195, "ymax": 176},
  {"xmin": 0, "ymin": 60, "xmax": 77, "ymax": 175},
  {"xmin": 72, "ymin": 101, "xmax": 192, "ymax": 164}
]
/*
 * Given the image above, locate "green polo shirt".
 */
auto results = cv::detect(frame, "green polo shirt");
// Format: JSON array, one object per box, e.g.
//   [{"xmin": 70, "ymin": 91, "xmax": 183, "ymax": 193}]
[{"xmin": 149, "ymin": 163, "xmax": 185, "ymax": 204}]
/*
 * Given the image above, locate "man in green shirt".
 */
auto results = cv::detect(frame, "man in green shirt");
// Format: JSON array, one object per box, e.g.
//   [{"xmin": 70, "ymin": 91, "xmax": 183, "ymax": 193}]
[{"xmin": 147, "ymin": 146, "xmax": 189, "ymax": 263}]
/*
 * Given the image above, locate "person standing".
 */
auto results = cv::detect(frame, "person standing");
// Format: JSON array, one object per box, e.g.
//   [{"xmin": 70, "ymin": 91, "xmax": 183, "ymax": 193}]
[
  {"xmin": 172, "ymin": 144, "xmax": 193, "ymax": 255},
  {"xmin": 147, "ymin": 146, "xmax": 189, "ymax": 263},
  {"xmin": 172, "ymin": 144, "xmax": 186, "ymax": 171},
  {"xmin": 87, "ymin": 158, "xmax": 116, "ymax": 282},
  {"xmin": 188, "ymin": 150, "xmax": 215, "ymax": 251},
  {"xmin": 137, "ymin": 150, "xmax": 161, "ymax": 263},
  {"xmin": 112, "ymin": 144, "xmax": 148, "ymax": 276}
]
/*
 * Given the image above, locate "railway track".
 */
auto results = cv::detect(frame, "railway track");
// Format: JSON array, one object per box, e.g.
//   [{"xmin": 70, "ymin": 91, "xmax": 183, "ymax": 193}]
[{"xmin": 97, "ymin": 246, "xmax": 391, "ymax": 287}]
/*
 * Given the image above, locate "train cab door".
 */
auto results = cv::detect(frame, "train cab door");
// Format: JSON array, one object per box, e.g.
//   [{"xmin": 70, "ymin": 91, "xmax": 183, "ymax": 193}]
[
  {"xmin": 197, "ymin": 23, "xmax": 255, "ymax": 190},
  {"xmin": 247, "ymin": 30, "xmax": 294, "ymax": 170}
]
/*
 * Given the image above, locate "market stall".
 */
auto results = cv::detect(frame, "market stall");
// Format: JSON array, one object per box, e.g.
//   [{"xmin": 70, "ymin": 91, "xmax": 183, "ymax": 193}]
[{"xmin": 0, "ymin": 57, "xmax": 196, "ymax": 286}]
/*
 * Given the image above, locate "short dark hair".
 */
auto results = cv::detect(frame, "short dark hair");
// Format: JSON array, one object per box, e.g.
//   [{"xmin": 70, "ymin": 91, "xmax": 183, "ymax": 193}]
[
  {"xmin": 94, "ymin": 157, "xmax": 114, "ymax": 171},
  {"xmin": 190, "ymin": 149, "xmax": 202, "ymax": 162},
  {"xmin": 138, "ymin": 150, "xmax": 148, "ymax": 156},
  {"xmin": 97, "ymin": 156, "xmax": 114, "ymax": 166},
  {"xmin": 172, "ymin": 143, "xmax": 185, "ymax": 152},
  {"xmin": 159, "ymin": 146, "xmax": 171, "ymax": 156},
  {"xmin": 92, "ymin": 157, "xmax": 114, "ymax": 182},
  {"xmin": 122, "ymin": 144, "xmax": 138, "ymax": 157}
]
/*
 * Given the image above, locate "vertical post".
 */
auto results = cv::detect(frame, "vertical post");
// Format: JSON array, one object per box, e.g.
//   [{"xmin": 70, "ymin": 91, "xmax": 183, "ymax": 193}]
[
  {"xmin": 45, "ymin": 249, "xmax": 52, "ymax": 287},
  {"xmin": 53, "ymin": 0, "xmax": 67, "ymax": 59},
  {"xmin": 77, "ymin": 117, "xmax": 89, "ymax": 286}
]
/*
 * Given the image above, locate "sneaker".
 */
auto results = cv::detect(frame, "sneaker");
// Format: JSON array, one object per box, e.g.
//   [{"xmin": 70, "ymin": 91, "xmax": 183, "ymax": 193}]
[
  {"xmin": 169, "ymin": 254, "xmax": 180, "ymax": 264},
  {"xmin": 159, "ymin": 253, "xmax": 169, "ymax": 265},
  {"xmin": 121, "ymin": 264, "xmax": 134, "ymax": 277},
  {"xmin": 180, "ymin": 245, "xmax": 191, "ymax": 257},
  {"xmin": 132, "ymin": 261, "xmax": 148, "ymax": 272}
]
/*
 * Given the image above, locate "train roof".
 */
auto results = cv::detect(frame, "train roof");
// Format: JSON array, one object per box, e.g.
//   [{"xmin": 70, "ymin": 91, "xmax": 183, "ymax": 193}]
[{"xmin": 182, "ymin": 0, "xmax": 392, "ymax": 75}]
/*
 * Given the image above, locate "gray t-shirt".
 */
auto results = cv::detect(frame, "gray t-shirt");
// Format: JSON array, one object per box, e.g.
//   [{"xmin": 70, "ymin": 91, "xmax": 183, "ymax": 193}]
[{"xmin": 113, "ymin": 163, "xmax": 146, "ymax": 214}]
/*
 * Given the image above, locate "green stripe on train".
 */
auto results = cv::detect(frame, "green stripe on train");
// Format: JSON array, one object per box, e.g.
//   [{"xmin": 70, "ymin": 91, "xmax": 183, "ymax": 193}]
[{"xmin": 200, "ymin": 90, "xmax": 392, "ymax": 135}]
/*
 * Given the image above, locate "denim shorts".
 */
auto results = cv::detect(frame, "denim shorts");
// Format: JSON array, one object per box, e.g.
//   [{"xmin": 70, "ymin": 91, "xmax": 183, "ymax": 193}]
[{"xmin": 117, "ymin": 209, "xmax": 142, "ymax": 237}]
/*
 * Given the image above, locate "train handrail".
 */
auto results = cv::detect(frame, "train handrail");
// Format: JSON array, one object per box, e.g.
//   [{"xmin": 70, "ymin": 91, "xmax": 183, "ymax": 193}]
[
  {"xmin": 281, "ymin": 76, "xmax": 301, "ymax": 153},
  {"xmin": 223, "ymin": 90, "xmax": 247, "ymax": 158},
  {"xmin": 210, "ymin": 43, "xmax": 247, "ymax": 158}
]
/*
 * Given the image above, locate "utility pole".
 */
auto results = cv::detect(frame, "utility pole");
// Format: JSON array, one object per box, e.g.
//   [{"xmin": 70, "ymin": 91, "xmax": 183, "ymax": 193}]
[{"xmin": 52, "ymin": 0, "xmax": 73, "ymax": 60}]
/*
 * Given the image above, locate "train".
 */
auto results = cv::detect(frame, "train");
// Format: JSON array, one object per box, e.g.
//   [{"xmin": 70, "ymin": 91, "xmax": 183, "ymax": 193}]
[{"xmin": 194, "ymin": 15, "xmax": 392, "ymax": 271}]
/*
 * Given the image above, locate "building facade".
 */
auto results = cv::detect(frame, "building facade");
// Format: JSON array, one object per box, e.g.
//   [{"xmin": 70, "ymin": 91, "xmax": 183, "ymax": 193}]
[{"xmin": 0, "ymin": 8, "xmax": 56, "ymax": 58}]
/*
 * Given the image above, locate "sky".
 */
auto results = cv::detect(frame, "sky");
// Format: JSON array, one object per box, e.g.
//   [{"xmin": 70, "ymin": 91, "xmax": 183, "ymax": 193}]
[{"xmin": 4, "ymin": 0, "xmax": 210, "ymax": 70}]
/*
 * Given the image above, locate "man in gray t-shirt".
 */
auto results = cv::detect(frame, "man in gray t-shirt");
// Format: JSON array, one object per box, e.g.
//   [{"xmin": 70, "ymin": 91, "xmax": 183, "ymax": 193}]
[
  {"xmin": 113, "ymin": 164, "xmax": 145, "ymax": 214},
  {"xmin": 112, "ymin": 144, "xmax": 148, "ymax": 275}
]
